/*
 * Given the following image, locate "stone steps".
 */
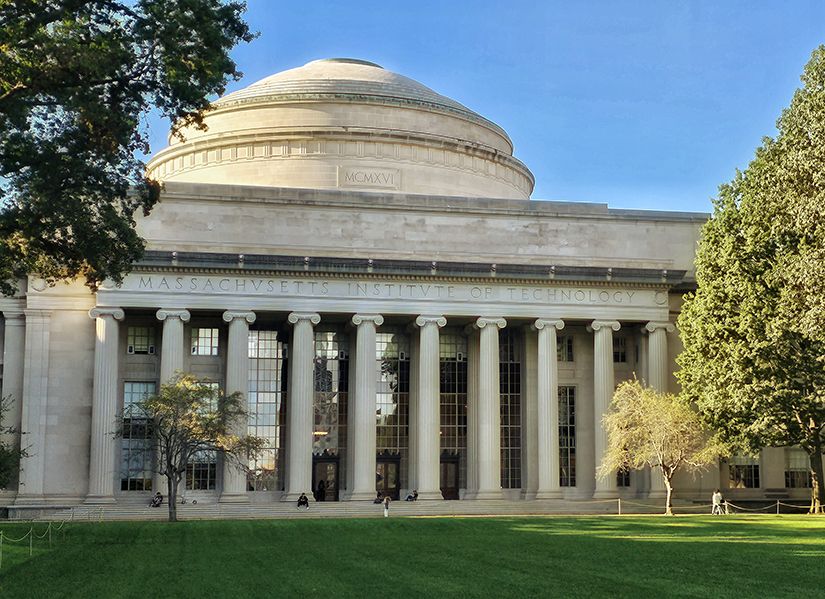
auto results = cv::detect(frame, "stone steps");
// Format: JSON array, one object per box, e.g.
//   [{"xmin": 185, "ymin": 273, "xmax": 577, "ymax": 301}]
[{"xmin": 37, "ymin": 498, "xmax": 681, "ymax": 522}]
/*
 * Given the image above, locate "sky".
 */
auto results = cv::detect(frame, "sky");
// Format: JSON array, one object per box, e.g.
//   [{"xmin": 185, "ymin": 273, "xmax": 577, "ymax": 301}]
[{"xmin": 147, "ymin": 1, "xmax": 825, "ymax": 214}]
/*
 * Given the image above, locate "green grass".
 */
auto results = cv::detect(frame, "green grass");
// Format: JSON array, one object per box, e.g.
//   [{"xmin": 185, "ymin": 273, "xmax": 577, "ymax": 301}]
[{"xmin": 1, "ymin": 516, "xmax": 823, "ymax": 598}]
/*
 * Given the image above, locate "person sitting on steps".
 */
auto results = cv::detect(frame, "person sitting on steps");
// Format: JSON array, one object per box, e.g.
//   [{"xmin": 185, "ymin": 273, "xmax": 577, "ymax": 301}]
[
  {"xmin": 373, "ymin": 491, "xmax": 383, "ymax": 504},
  {"xmin": 405, "ymin": 489, "xmax": 418, "ymax": 501},
  {"xmin": 149, "ymin": 492, "xmax": 163, "ymax": 508},
  {"xmin": 297, "ymin": 492, "xmax": 310, "ymax": 510}
]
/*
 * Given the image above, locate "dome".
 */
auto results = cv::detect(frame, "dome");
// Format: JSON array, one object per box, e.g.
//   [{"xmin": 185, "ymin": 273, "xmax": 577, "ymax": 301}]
[{"xmin": 147, "ymin": 58, "xmax": 534, "ymax": 199}]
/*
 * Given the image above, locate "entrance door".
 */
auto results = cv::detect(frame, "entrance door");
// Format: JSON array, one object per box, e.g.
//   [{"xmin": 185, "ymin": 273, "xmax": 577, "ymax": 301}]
[
  {"xmin": 440, "ymin": 453, "xmax": 460, "ymax": 500},
  {"xmin": 376, "ymin": 454, "xmax": 400, "ymax": 500},
  {"xmin": 312, "ymin": 455, "xmax": 339, "ymax": 502}
]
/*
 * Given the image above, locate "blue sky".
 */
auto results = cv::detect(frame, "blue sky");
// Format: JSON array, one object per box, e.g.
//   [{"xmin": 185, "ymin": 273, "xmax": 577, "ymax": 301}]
[{"xmin": 148, "ymin": 1, "xmax": 825, "ymax": 213}]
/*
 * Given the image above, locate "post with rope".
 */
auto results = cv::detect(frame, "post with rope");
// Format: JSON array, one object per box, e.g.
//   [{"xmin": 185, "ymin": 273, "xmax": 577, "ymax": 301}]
[{"xmin": 618, "ymin": 498, "xmax": 622, "ymax": 515}]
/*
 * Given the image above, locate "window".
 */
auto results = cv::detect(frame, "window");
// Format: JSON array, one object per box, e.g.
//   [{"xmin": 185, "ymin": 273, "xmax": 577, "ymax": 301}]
[
  {"xmin": 557, "ymin": 335, "xmax": 574, "ymax": 362},
  {"xmin": 440, "ymin": 331, "xmax": 468, "ymax": 488},
  {"xmin": 127, "ymin": 326, "xmax": 156, "ymax": 355},
  {"xmin": 191, "ymin": 327, "xmax": 219, "ymax": 356},
  {"xmin": 375, "ymin": 331, "xmax": 409, "ymax": 487},
  {"xmin": 616, "ymin": 467, "xmax": 631, "ymax": 487},
  {"xmin": 499, "ymin": 330, "xmax": 521, "ymax": 489},
  {"xmin": 120, "ymin": 382, "xmax": 156, "ymax": 491},
  {"xmin": 186, "ymin": 450, "xmax": 217, "ymax": 490},
  {"xmin": 313, "ymin": 330, "xmax": 350, "ymax": 461},
  {"xmin": 247, "ymin": 330, "xmax": 288, "ymax": 492},
  {"xmin": 785, "ymin": 448, "xmax": 812, "ymax": 488},
  {"xmin": 729, "ymin": 455, "xmax": 760, "ymax": 489},
  {"xmin": 613, "ymin": 337, "xmax": 627, "ymax": 363},
  {"xmin": 559, "ymin": 386, "xmax": 576, "ymax": 487}
]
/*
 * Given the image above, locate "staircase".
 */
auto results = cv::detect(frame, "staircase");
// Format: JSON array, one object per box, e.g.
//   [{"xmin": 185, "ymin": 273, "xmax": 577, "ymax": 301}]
[{"xmin": 36, "ymin": 497, "xmax": 680, "ymax": 522}]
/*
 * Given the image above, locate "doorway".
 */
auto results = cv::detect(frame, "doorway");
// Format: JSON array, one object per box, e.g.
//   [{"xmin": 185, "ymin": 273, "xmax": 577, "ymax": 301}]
[
  {"xmin": 376, "ymin": 453, "xmax": 401, "ymax": 500},
  {"xmin": 440, "ymin": 452, "xmax": 460, "ymax": 500},
  {"xmin": 312, "ymin": 453, "xmax": 339, "ymax": 502}
]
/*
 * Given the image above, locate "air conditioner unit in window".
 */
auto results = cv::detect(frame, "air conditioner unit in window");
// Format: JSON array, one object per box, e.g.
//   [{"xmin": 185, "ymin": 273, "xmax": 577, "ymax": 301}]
[
  {"xmin": 148, "ymin": 345, "xmax": 156, "ymax": 355},
  {"xmin": 127, "ymin": 345, "xmax": 135, "ymax": 354},
  {"xmin": 399, "ymin": 351, "xmax": 407, "ymax": 360},
  {"xmin": 457, "ymin": 352, "xmax": 464, "ymax": 361}
]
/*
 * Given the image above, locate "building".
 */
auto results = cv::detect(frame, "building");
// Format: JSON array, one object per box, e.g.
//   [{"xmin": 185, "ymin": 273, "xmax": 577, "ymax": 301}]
[{"xmin": 0, "ymin": 58, "xmax": 810, "ymax": 513}]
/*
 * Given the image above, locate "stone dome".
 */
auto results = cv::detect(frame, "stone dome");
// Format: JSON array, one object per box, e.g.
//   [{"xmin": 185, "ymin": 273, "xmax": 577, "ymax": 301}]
[{"xmin": 147, "ymin": 58, "xmax": 534, "ymax": 199}]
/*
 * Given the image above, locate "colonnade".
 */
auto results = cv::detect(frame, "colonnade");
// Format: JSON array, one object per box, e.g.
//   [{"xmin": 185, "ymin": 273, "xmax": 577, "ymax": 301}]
[{"xmin": 3, "ymin": 306, "xmax": 674, "ymax": 504}]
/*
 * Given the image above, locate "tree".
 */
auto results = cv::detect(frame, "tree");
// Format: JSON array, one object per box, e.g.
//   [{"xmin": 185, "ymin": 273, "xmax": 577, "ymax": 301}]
[
  {"xmin": 0, "ymin": 0, "xmax": 255, "ymax": 296},
  {"xmin": 0, "ymin": 395, "xmax": 25, "ymax": 489},
  {"xmin": 677, "ymin": 46, "xmax": 825, "ymax": 514},
  {"xmin": 126, "ymin": 374, "xmax": 264, "ymax": 522},
  {"xmin": 598, "ymin": 380, "xmax": 723, "ymax": 515}
]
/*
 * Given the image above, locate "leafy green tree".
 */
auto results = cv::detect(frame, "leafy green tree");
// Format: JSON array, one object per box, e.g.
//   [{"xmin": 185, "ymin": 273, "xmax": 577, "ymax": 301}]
[
  {"xmin": 0, "ymin": 395, "xmax": 25, "ymax": 489},
  {"xmin": 0, "ymin": 0, "xmax": 254, "ymax": 296},
  {"xmin": 599, "ymin": 380, "xmax": 722, "ymax": 515},
  {"xmin": 678, "ymin": 46, "xmax": 825, "ymax": 514},
  {"xmin": 126, "ymin": 374, "xmax": 264, "ymax": 522}
]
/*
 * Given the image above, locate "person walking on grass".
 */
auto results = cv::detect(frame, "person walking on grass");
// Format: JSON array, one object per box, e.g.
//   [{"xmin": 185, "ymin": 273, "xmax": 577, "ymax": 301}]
[
  {"xmin": 383, "ymin": 494, "xmax": 391, "ymax": 518},
  {"xmin": 711, "ymin": 489, "xmax": 723, "ymax": 515}
]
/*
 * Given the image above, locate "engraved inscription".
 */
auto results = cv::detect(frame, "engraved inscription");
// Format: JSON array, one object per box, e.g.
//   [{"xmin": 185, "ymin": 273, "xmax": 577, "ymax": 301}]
[{"xmin": 339, "ymin": 166, "xmax": 400, "ymax": 189}]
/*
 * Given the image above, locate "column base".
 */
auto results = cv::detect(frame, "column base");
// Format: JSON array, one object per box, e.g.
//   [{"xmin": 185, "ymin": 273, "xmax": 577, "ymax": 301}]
[
  {"xmin": 473, "ymin": 489, "xmax": 503, "ymax": 500},
  {"xmin": 414, "ymin": 490, "xmax": 443, "ymax": 501},
  {"xmin": 281, "ymin": 492, "xmax": 314, "ymax": 502},
  {"xmin": 13, "ymin": 494, "xmax": 46, "ymax": 506},
  {"xmin": 535, "ymin": 490, "xmax": 563, "ymax": 500},
  {"xmin": 592, "ymin": 489, "xmax": 619, "ymax": 500},
  {"xmin": 341, "ymin": 491, "xmax": 379, "ymax": 501},
  {"xmin": 218, "ymin": 492, "xmax": 250, "ymax": 504},
  {"xmin": 647, "ymin": 490, "xmax": 667, "ymax": 499},
  {"xmin": 84, "ymin": 495, "xmax": 117, "ymax": 505}
]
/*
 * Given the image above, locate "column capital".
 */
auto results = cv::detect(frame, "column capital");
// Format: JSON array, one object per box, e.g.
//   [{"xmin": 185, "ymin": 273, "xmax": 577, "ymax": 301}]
[
  {"xmin": 287, "ymin": 312, "xmax": 320, "ymax": 326},
  {"xmin": 351, "ymin": 313, "xmax": 383, "ymax": 327},
  {"xmin": 414, "ymin": 315, "xmax": 447, "ymax": 328},
  {"xmin": 644, "ymin": 321, "xmax": 675, "ymax": 334},
  {"xmin": 473, "ymin": 317, "xmax": 506, "ymax": 330},
  {"xmin": 2, "ymin": 309, "xmax": 25, "ymax": 322},
  {"xmin": 89, "ymin": 307, "xmax": 125, "ymax": 321},
  {"xmin": 156, "ymin": 308, "xmax": 190, "ymax": 322},
  {"xmin": 222, "ymin": 310, "xmax": 257, "ymax": 325},
  {"xmin": 533, "ymin": 318, "xmax": 565, "ymax": 331},
  {"xmin": 589, "ymin": 320, "xmax": 620, "ymax": 332}
]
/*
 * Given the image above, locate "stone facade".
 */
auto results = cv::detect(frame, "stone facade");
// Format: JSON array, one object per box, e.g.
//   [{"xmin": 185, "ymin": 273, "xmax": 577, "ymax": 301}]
[{"xmin": 0, "ymin": 59, "xmax": 809, "ymax": 512}]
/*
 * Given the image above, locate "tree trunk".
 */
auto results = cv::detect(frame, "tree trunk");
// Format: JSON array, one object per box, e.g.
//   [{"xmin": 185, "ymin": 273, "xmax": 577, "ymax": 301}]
[
  {"xmin": 167, "ymin": 473, "xmax": 178, "ymax": 522},
  {"xmin": 663, "ymin": 468, "xmax": 674, "ymax": 516},
  {"xmin": 809, "ymin": 439, "xmax": 824, "ymax": 515}
]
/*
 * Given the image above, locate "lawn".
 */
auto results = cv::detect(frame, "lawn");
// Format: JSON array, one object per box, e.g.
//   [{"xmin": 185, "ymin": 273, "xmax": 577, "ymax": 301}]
[{"xmin": 1, "ymin": 515, "xmax": 823, "ymax": 598}]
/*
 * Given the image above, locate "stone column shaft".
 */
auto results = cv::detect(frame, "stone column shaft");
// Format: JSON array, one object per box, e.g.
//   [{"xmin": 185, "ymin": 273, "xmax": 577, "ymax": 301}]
[
  {"xmin": 155, "ymin": 309, "xmax": 190, "ymax": 494},
  {"xmin": 536, "ymin": 319, "xmax": 565, "ymax": 499},
  {"xmin": 645, "ymin": 321, "xmax": 675, "ymax": 498},
  {"xmin": 15, "ymin": 310, "xmax": 51, "ymax": 503},
  {"xmin": 86, "ymin": 308, "xmax": 125, "ymax": 504},
  {"xmin": 592, "ymin": 320, "xmax": 620, "ymax": 499},
  {"xmin": 413, "ymin": 316, "xmax": 446, "ymax": 500},
  {"xmin": 475, "ymin": 317, "xmax": 506, "ymax": 499},
  {"xmin": 465, "ymin": 329, "xmax": 480, "ymax": 497},
  {"xmin": 1, "ymin": 311, "xmax": 25, "ymax": 469},
  {"xmin": 347, "ymin": 314, "xmax": 383, "ymax": 500},
  {"xmin": 220, "ymin": 311, "xmax": 256, "ymax": 503},
  {"xmin": 283, "ymin": 312, "xmax": 319, "ymax": 501}
]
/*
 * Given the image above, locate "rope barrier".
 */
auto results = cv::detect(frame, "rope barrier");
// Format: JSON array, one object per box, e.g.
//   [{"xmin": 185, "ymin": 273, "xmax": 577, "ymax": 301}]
[{"xmin": 0, "ymin": 504, "xmax": 94, "ymax": 570}]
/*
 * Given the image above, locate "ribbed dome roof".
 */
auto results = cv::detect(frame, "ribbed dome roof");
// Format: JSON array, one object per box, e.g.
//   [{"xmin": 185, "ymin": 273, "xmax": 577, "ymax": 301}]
[{"xmin": 215, "ymin": 58, "xmax": 508, "ymax": 141}]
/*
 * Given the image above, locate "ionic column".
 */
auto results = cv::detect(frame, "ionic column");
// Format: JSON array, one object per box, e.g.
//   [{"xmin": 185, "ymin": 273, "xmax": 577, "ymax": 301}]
[
  {"xmin": 283, "ymin": 312, "xmax": 319, "ymax": 502},
  {"xmin": 85, "ymin": 307, "xmax": 125, "ymax": 504},
  {"xmin": 1, "ymin": 310, "xmax": 25, "ymax": 491},
  {"xmin": 156, "ymin": 309, "xmax": 191, "ymax": 382},
  {"xmin": 535, "ymin": 319, "xmax": 565, "ymax": 499},
  {"xmin": 346, "ymin": 314, "xmax": 383, "ymax": 500},
  {"xmin": 220, "ymin": 310, "xmax": 256, "ymax": 503},
  {"xmin": 155, "ymin": 309, "xmax": 190, "ymax": 494},
  {"xmin": 15, "ymin": 310, "xmax": 51, "ymax": 503},
  {"xmin": 591, "ymin": 320, "xmax": 620, "ymax": 499},
  {"xmin": 475, "ymin": 317, "xmax": 506, "ymax": 500},
  {"xmin": 412, "ymin": 315, "xmax": 446, "ymax": 500},
  {"xmin": 645, "ymin": 321, "xmax": 675, "ymax": 498}
]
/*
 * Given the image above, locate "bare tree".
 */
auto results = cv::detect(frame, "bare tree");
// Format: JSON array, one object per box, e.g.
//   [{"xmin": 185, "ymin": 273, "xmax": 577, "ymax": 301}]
[
  {"xmin": 598, "ymin": 379, "xmax": 724, "ymax": 515},
  {"xmin": 0, "ymin": 395, "xmax": 25, "ymax": 489},
  {"xmin": 122, "ymin": 374, "xmax": 264, "ymax": 522}
]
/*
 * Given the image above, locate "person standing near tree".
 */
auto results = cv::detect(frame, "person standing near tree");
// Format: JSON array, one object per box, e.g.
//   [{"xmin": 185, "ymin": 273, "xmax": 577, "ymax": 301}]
[{"xmin": 383, "ymin": 495, "xmax": 391, "ymax": 518}]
